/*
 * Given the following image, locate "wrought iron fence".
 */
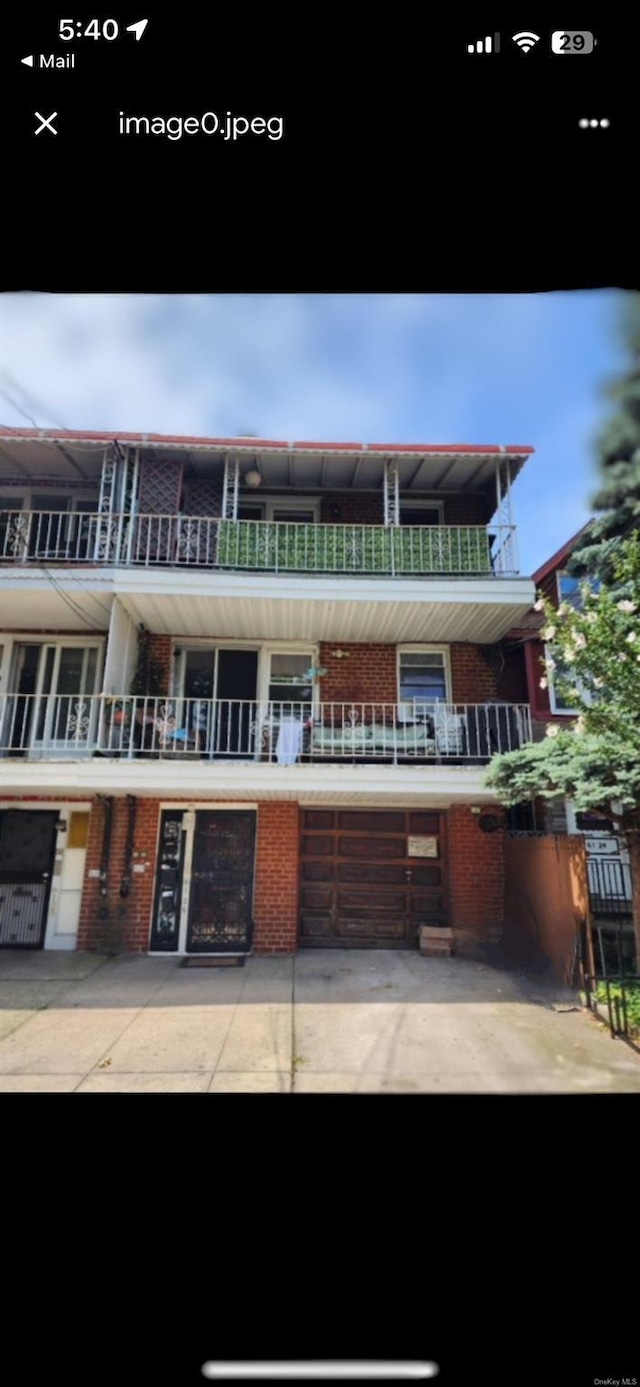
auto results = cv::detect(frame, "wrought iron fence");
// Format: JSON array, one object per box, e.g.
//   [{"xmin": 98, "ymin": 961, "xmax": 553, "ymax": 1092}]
[
  {"xmin": 0, "ymin": 694, "xmax": 531, "ymax": 763},
  {"xmin": 580, "ymin": 854, "xmax": 635, "ymax": 1043},
  {"xmin": 0, "ymin": 510, "xmax": 520, "ymax": 576}
]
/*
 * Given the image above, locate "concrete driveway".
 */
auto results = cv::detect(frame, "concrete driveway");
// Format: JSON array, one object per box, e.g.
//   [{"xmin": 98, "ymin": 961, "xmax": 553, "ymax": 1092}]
[{"xmin": 1, "ymin": 948, "xmax": 639, "ymax": 1093}]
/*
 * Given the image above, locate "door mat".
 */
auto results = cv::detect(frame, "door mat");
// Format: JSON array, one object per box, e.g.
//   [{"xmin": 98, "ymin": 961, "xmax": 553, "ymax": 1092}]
[{"xmin": 180, "ymin": 956, "xmax": 247, "ymax": 968}]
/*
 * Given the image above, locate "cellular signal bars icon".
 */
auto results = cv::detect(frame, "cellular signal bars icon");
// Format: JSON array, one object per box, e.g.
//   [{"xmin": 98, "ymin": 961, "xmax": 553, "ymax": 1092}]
[{"xmin": 467, "ymin": 33, "xmax": 500, "ymax": 54}]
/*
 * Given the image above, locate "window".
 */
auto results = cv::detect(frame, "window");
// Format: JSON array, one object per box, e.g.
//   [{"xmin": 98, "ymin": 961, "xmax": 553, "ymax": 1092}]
[
  {"xmin": 399, "ymin": 504, "xmax": 442, "ymax": 527},
  {"xmin": 268, "ymin": 653, "xmax": 314, "ymax": 706},
  {"xmin": 545, "ymin": 645, "xmax": 589, "ymax": 715},
  {"xmin": 398, "ymin": 650, "xmax": 448, "ymax": 712},
  {"xmin": 271, "ymin": 509, "xmax": 317, "ymax": 523},
  {"xmin": 557, "ymin": 570, "xmax": 600, "ymax": 609},
  {"xmin": 235, "ymin": 500, "xmax": 319, "ymax": 523},
  {"xmin": 237, "ymin": 504, "xmax": 264, "ymax": 520}
]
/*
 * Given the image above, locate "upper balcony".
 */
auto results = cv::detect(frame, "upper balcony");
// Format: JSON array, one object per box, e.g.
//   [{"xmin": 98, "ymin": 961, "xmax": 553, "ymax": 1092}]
[
  {"xmin": 0, "ymin": 510, "xmax": 517, "ymax": 578},
  {"xmin": 0, "ymin": 430, "xmax": 535, "ymax": 642}
]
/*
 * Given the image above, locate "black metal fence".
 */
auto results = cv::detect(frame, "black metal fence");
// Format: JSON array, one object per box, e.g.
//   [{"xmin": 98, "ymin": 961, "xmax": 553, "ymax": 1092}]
[{"xmin": 580, "ymin": 851, "xmax": 631, "ymax": 1037}]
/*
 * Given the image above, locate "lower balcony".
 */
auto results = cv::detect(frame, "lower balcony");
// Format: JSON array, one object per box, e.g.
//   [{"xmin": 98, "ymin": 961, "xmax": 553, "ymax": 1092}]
[{"xmin": 0, "ymin": 694, "xmax": 531, "ymax": 764}]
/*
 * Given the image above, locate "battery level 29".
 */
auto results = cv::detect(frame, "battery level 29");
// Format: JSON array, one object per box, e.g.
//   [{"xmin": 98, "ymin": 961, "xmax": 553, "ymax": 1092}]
[{"xmin": 551, "ymin": 31, "xmax": 596, "ymax": 53}]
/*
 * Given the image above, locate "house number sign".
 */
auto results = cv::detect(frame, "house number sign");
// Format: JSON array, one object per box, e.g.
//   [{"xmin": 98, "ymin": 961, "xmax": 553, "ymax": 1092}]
[{"xmin": 408, "ymin": 836, "xmax": 438, "ymax": 858}]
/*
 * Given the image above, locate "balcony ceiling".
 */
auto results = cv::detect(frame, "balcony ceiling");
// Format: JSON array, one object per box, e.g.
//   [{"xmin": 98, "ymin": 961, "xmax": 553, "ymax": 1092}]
[
  {"xmin": 0, "ymin": 568, "xmax": 535, "ymax": 642},
  {"xmin": 114, "ymin": 571, "xmax": 536, "ymax": 643},
  {"xmin": 0, "ymin": 429, "xmax": 533, "ymax": 496}
]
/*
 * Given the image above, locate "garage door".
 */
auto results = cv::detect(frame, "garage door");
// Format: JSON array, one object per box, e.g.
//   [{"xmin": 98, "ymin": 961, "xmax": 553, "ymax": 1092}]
[{"xmin": 299, "ymin": 809, "xmax": 448, "ymax": 948}]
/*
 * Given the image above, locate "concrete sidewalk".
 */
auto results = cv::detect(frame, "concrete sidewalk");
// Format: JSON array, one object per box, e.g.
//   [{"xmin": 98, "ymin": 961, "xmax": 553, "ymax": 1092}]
[{"xmin": 1, "ymin": 949, "xmax": 639, "ymax": 1092}]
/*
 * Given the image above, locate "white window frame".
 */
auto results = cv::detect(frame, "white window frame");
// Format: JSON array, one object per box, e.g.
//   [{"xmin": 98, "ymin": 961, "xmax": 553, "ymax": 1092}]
[
  {"xmin": 398, "ymin": 499, "xmax": 444, "ymax": 525},
  {"xmin": 396, "ymin": 645, "xmax": 452, "ymax": 714},
  {"xmin": 233, "ymin": 498, "xmax": 320, "ymax": 523},
  {"xmin": 545, "ymin": 643, "xmax": 591, "ymax": 716},
  {"xmin": 1, "ymin": 636, "xmax": 105, "ymax": 756},
  {"xmin": 171, "ymin": 639, "xmax": 318, "ymax": 710},
  {"xmin": 0, "ymin": 488, "xmax": 99, "ymax": 513},
  {"xmin": 266, "ymin": 498, "xmax": 320, "ymax": 523}
]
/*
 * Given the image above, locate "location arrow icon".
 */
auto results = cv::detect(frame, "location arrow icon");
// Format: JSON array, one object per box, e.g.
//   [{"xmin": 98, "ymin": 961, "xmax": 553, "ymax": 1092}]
[{"xmin": 125, "ymin": 19, "xmax": 149, "ymax": 40}]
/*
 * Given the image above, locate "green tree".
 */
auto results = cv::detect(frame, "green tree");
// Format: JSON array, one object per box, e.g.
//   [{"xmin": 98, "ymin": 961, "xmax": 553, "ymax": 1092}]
[
  {"xmin": 569, "ymin": 292, "xmax": 640, "ymax": 586},
  {"xmin": 486, "ymin": 532, "xmax": 640, "ymax": 967}
]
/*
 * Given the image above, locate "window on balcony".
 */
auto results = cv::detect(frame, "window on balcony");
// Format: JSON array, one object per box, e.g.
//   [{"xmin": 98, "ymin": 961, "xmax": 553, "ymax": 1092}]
[
  {"xmin": 268, "ymin": 653, "xmax": 314, "ymax": 706},
  {"xmin": 397, "ymin": 649, "xmax": 449, "ymax": 719},
  {"xmin": 399, "ymin": 503, "xmax": 442, "ymax": 526},
  {"xmin": 235, "ymin": 500, "xmax": 319, "ymax": 523}
]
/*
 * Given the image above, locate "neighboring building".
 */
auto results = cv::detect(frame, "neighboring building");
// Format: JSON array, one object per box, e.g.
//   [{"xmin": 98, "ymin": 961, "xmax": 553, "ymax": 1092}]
[
  {"xmin": 0, "ymin": 428, "xmax": 535, "ymax": 957},
  {"xmin": 501, "ymin": 525, "xmax": 633, "ymax": 917}
]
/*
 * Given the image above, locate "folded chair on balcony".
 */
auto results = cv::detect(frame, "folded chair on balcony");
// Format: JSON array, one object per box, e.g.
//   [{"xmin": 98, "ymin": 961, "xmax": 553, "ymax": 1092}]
[{"xmin": 433, "ymin": 707, "xmax": 467, "ymax": 757}]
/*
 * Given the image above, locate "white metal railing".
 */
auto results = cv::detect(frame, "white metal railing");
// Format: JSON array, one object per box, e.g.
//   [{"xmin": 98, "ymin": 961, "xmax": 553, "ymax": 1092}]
[
  {"xmin": 0, "ymin": 695, "xmax": 532, "ymax": 762},
  {"xmin": 0, "ymin": 511, "xmax": 520, "ymax": 576}
]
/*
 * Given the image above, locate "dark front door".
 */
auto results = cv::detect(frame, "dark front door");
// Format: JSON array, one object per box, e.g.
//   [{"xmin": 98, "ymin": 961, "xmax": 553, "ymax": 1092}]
[
  {"xmin": 214, "ymin": 650, "xmax": 258, "ymax": 757},
  {"xmin": 186, "ymin": 811, "xmax": 256, "ymax": 952},
  {"xmin": 0, "ymin": 810, "xmax": 57, "ymax": 948},
  {"xmin": 299, "ymin": 809, "xmax": 448, "ymax": 948}
]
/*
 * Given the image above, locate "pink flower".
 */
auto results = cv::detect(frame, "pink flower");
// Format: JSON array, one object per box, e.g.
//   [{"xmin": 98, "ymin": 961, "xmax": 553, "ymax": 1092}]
[
  {"xmin": 533, "ymin": 599, "xmax": 545, "ymax": 612},
  {"xmin": 617, "ymin": 600, "xmax": 637, "ymax": 613},
  {"xmin": 539, "ymin": 677, "xmax": 548, "ymax": 689}
]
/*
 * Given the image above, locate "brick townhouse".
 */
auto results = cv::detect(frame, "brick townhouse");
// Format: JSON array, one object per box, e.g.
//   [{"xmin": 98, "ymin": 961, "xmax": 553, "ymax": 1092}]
[{"xmin": 0, "ymin": 428, "xmax": 535, "ymax": 957}]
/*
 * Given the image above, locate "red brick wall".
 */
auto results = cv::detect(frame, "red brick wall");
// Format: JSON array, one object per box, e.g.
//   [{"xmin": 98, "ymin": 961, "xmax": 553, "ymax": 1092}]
[
  {"xmin": 318, "ymin": 642, "xmax": 500, "ymax": 706},
  {"xmin": 318, "ymin": 493, "xmax": 491, "ymax": 526},
  {"xmin": 77, "ymin": 797, "xmax": 160, "ymax": 953},
  {"xmin": 444, "ymin": 494, "xmax": 493, "ymax": 525},
  {"xmin": 318, "ymin": 643, "xmax": 397, "ymax": 705},
  {"xmin": 526, "ymin": 638, "xmax": 552, "ymax": 717},
  {"xmin": 320, "ymin": 494, "xmax": 383, "ymax": 525},
  {"xmin": 448, "ymin": 806, "xmax": 505, "ymax": 949},
  {"xmin": 253, "ymin": 802, "xmax": 299, "ymax": 952},
  {"xmin": 147, "ymin": 634, "xmax": 173, "ymax": 692},
  {"xmin": 450, "ymin": 644, "xmax": 498, "ymax": 702}
]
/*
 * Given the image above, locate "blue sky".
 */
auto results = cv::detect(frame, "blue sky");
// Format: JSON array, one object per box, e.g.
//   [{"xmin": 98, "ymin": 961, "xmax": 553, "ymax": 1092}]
[{"xmin": 0, "ymin": 292, "xmax": 628, "ymax": 574}]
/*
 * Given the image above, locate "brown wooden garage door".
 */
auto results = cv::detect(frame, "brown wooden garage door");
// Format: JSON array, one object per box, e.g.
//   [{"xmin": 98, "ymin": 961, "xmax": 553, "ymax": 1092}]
[{"xmin": 299, "ymin": 809, "xmax": 448, "ymax": 948}]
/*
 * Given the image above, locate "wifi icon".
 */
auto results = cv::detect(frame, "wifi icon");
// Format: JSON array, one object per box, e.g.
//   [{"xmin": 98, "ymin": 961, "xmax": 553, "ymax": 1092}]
[{"xmin": 512, "ymin": 31, "xmax": 540, "ymax": 52}]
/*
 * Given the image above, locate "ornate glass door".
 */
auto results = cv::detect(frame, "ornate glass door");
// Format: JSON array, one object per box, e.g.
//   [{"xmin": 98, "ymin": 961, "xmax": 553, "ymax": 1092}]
[{"xmin": 186, "ymin": 811, "xmax": 256, "ymax": 953}]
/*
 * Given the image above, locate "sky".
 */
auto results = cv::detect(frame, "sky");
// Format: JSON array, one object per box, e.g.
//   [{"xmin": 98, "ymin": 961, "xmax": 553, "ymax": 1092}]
[{"xmin": 0, "ymin": 292, "xmax": 629, "ymax": 576}]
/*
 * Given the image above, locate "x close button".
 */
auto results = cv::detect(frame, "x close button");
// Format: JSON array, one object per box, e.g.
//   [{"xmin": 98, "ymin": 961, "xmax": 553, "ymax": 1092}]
[{"xmin": 35, "ymin": 111, "xmax": 57, "ymax": 135}]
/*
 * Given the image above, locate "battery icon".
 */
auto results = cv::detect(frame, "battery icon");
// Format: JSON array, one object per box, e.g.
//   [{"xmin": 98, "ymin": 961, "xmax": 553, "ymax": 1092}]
[{"xmin": 551, "ymin": 31, "xmax": 596, "ymax": 53}]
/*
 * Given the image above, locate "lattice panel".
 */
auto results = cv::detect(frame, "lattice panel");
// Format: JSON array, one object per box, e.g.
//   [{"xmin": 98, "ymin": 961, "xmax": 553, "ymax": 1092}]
[
  {"xmin": 185, "ymin": 478, "xmax": 223, "ymax": 517},
  {"xmin": 139, "ymin": 456, "xmax": 184, "ymax": 514}
]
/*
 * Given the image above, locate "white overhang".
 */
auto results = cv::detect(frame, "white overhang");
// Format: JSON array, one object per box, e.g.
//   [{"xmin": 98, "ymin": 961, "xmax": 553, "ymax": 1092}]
[
  {"xmin": 0, "ymin": 430, "xmax": 533, "ymax": 498},
  {"xmin": 0, "ymin": 567, "xmax": 535, "ymax": 642},
  {"xmin": 0, "ymin": 759, "xmax": 501, "ymax": 807}
]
